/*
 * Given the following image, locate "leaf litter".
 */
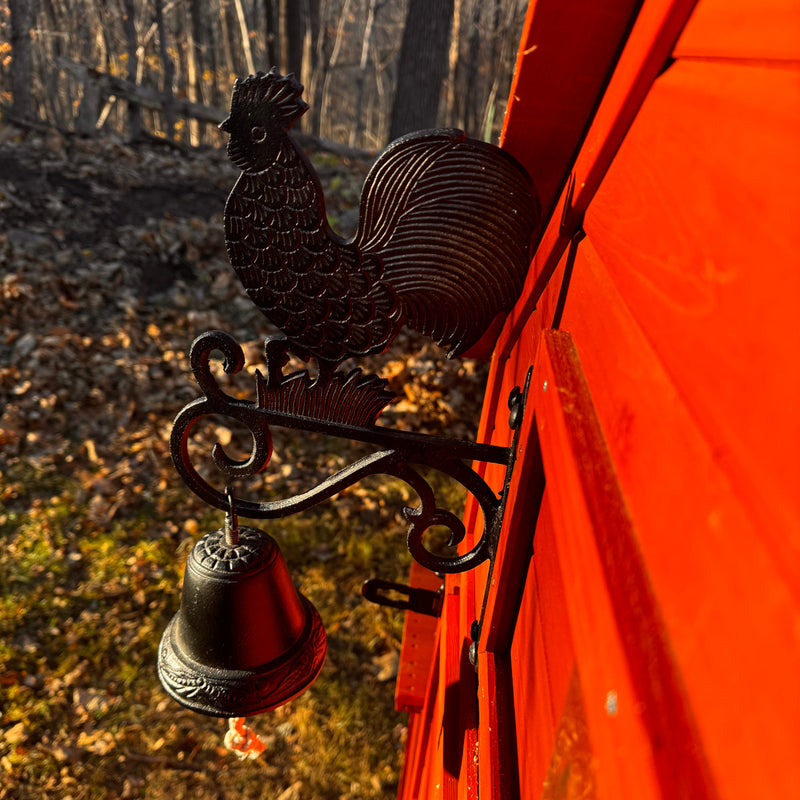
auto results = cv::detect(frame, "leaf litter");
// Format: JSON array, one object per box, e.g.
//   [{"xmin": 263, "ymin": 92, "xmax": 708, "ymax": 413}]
[{"xmin": 0, "ymin": 127, "xmax": 489, "ymax": 799}]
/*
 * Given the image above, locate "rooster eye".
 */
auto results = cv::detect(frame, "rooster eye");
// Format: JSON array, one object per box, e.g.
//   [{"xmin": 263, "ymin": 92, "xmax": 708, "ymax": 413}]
[{"xmin": 251, "ymin": 126, "xmax": 267, "ymax": 143}]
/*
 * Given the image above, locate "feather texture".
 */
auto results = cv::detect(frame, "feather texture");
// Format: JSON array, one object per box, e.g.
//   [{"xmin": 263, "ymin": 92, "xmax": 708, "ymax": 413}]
[{"xmin": 222, "ymin": 70, "xmax": 540, "ymax": 367}]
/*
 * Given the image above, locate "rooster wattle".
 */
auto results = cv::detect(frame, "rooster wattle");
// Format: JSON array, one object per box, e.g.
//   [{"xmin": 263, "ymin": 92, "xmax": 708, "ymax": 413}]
[{"xmin": 220, "ymin": 69, "xmax": 540, "ymax": 375}]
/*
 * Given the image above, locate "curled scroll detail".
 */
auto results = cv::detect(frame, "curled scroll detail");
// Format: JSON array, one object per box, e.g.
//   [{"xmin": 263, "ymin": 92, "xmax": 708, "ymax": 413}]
[{"xmin": 170, "ymin": 330, "xmax": 522, "ymax": 574}]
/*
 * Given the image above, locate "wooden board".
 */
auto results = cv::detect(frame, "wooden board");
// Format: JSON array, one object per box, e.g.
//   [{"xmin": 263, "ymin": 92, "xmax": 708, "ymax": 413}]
[
  {"xmin": 675, "ymin": 0, "xmax": 800, "ymax": 61},
  {"xmin": 497, "ymin": 0, "xmax": 703, "ymax": 354},
  {"xmin": 395, "ymin": 561, "xmax": 444, "ymax": 713},
  {"xmin": 510, "ymin": 495, "xmax": 575, "ymax": 800},
  {"xmin": 502, "ymin": 0, "xmax": 642, "ymax": 219},
  {"xmin": 585, "ymin": 59, "xmax": 800, "ymax": 567},
  {"xmin": 532, "ymin": 329, "xmax": 717, "ymax": 800},
  {"xmin": 559, "ymin": 235, "xmax": 800, "ymax": 800}
]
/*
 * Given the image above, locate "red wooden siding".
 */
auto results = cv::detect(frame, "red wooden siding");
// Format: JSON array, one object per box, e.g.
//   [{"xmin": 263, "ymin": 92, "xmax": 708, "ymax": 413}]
[
  {"xmin": 585, "ymin": 60, "xmax": 800, "ymax": 563},
  {"xmin": 395, "ymin": 562, "xmax": 444, "ymax": 714},
  {"xmin": 502, "ymin": 0, "xmax": 642, "ymax": 220},
  {"xmin": 534, "ymin": 330, "xmax": 717, "ymax": 799},
  {"xmin": 673, "ymin": 0, "xmax": 800, "ymax": 62},
  {"xmin": 510, "ymin": 496, "xmax": 572, "ymax": 800},
  {"xmin": 396, "ymin": 0, "xmax": 800, "ymax": 797}
]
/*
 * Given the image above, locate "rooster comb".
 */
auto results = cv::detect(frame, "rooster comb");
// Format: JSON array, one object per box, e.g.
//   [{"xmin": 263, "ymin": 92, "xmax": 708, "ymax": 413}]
[{"xmin": 231, "ymin": 68, "xmax": 309, "ymax": 128}]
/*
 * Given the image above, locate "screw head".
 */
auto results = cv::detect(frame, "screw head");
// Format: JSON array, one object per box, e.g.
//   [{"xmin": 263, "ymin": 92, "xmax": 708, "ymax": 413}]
[
  {"xmin": 469, "ymin": 641, "xmax": 479, "ymax": 668},
  {"xmin": 507, "ymin": 386, "xmax": 522, "ymax": 429}
]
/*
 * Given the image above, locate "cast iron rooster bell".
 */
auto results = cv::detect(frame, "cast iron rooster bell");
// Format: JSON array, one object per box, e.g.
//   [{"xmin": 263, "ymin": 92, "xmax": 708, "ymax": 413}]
[
  {"xmin": 220, "ymin": 68, "xmax": 540, "ymax": 373},
  {"xmin": 158, "ymin": 509, "xmax": 326, "ymax": 717},
  {"xmin": 158, "ymin": 69, "xmax": 539, "ymax": 718}
]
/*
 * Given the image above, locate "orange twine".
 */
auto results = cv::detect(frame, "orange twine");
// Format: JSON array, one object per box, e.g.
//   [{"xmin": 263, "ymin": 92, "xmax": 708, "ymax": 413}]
[{"xmin": 223, "ymin": 716, "xmax": 267, "ymax": 760}]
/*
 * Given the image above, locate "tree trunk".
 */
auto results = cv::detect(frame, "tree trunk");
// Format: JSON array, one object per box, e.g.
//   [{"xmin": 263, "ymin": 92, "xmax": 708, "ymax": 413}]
[
  {"xmin": 320, "ymin": 0, "xmax": 351, "ymax": 139},
  {"xmin": 445, "ymin": 0, "xmax": 463, "ymax": 128},
  {"xmin": 307, "ymin": 0, "xmax": 331, "ymax": 136},
  {"xmin": 219, "ymin": 0, "xmax": 236, "ymax": 78},
  {"xmin": 303, "ymin": 0, "xmax": 320, "ymax": 80},
  {"xmin": 284, "ymin": 0, "xmax": 304, "ymax": 79},
  {"xmin": 155, "ymin": 0, "xmax": 177, "ymax": 139},
  {"xmin": 9, "ymin": 0, "xmax": 35, "ymax": 122},
  {"xmin": 389, "ymin": 0, "xmax": 454, "ymax": 139},
  {"xmin": 72, "ymin": 0, "xmax": 97, "ymax": 133},
  {"xmin": 186, "ymin": 0, "xmax": 205, "ymax": 143},
  {"xmin": 232, "ymin": 0, "xmax": 256, "ymax": 74},
  {"xmin": 56, "ymin": 57, "xmax": 228, "ymax": 124},
  {"xmin": 203, "ymin": 0, "xmax": 222, "ymax": 109},
  {"xmin": 40, "ymin": 0, "xmax": 69, "ymax": 125},
  {"xmin": 264, "ymin": 0, "xmax": 279, "ymax": 67},
  {"xmin": 463, "ymin": 0, "xmax": 483, "ymax": 137},
  {"xmin": 350, "ymin": 0, "xmax": 379, "ymax": 147},
  {"xmin": 75, "ymin": 78, "xmax": 101, "ymax": 135}
]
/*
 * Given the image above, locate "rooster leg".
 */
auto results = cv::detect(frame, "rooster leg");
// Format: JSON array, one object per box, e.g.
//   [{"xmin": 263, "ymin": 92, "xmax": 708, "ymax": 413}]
[
  {"xmin": 263, "ymin": 335, "xmax": 293, "ymax": 390},
  {"xmin": 264, "ymin": 335, "xmax": 340, "ymax": 389}
]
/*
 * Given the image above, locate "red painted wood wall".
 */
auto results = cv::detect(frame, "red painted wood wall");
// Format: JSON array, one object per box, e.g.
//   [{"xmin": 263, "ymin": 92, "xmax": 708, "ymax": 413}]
[{"xmin": 395, "ymin": 0, "xmax": 800, "ymax": 798}]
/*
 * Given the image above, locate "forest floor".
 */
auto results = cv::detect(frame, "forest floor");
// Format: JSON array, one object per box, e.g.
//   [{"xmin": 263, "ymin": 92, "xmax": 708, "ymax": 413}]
[{"xmin": 0, "ymin": 124, "xmax": 488, "ymax": 800}]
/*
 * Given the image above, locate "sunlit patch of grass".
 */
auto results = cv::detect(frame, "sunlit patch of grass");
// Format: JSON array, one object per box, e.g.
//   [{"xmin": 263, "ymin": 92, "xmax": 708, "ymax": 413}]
[{"xmin": 0, "ymin": 451, "xmax": 424, "ymax": 798}]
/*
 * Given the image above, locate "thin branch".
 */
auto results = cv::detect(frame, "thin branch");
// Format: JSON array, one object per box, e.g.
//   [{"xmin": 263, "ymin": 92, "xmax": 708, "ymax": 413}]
[{"xmin": 232, "ymin": 0, "xmax": 256, "ymax": 74}]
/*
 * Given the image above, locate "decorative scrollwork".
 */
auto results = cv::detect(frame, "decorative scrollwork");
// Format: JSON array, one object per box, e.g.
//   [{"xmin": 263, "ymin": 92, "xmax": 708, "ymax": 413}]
[
  {"xmin": 192, "ymin": 527, "xmax": 277, "ymax": 573},
  {"xmin": 170, "ymin": 329, "xmax": 526, "ymax": 574},
  {"xmin": 158, "ymin": 601, "xmax": 327, "ymax": 717}
]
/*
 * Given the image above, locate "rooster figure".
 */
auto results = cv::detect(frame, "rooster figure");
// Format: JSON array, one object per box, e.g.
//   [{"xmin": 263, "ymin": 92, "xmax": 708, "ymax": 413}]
[{"xmin": 221, "ymin": 69, "xmax": 540, "ymax": 381}]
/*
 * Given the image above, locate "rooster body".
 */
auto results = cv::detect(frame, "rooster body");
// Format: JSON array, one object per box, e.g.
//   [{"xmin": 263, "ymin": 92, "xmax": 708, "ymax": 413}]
[{"xmin": 221, "ymin": 70, "xmax": 539, "ymax": 372}]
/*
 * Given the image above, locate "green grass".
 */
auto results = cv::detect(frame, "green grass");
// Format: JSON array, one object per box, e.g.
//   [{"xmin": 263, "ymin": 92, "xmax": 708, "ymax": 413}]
[{"xmin": 0, "ymin": 454, "xmax": 461, "ymax": 798}]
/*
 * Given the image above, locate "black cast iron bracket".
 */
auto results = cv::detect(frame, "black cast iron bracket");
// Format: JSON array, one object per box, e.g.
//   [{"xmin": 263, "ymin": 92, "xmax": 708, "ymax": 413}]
[
  {"xmin": 361, "ymin": 578, "xmax": 444, "ymax": 617},
  {"xmin": 170, "ymin": 329, "xmax": 530, "ymax": 577},
  {"xmin": 168, "ymin": 67, "xmax": 538, "ymax": 588}
]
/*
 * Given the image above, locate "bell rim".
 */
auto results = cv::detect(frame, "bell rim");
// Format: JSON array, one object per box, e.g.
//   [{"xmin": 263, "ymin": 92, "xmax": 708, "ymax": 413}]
[{"xmin": 157, "ymin": 596, "xmax": 327, "ymax": 717}]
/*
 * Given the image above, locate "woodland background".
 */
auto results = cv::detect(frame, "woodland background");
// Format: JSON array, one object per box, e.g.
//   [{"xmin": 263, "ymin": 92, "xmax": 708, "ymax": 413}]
[
  {"xmin": 3, "ymin": 0, "xmax": 527, "ymax": 147},
  {"xmin": 0, "ymin": 1, "xmax": 526, "ymax": 798}
]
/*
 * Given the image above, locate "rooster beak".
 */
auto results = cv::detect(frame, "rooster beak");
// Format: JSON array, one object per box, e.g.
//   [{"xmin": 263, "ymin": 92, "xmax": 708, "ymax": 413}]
[{"xmin": 219, "ymin": 117, "xmax": 231, "ymax": 134}]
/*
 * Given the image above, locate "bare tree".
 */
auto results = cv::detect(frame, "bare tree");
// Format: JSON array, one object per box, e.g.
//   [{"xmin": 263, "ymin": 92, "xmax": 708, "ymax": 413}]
[
  {"xmin": 184, "ymin": 0, "xmax": 202, "ymax": 144},
  {"xmin": 122, "ymin": 0, "xmax": 144, "ymax": 138},
  {"xmin": 0, "ymin": 0, "xmax": 525, "ymax": 148},
  {"xmin": 350, "ymin": 0, "xmax": 379, "ymax": 147},
  {"xmin": 462, "ymin": 0, "xmax": 483, "ymax": 136},
  {"xmin": 264, "ymin": 0, "xmax": 279, "ymax": 67},
  {"xmin": 233, "ymin": 0, "xmax": 256, "ymax": 74},
  {"xmin": 319, "ymin": 0, "xmax": 352, "ymax": 139},
  {"xmin": 389, "ymin": 0, "xmax": 454, "ymax": 139},
  {"xmin": 284, "ymin": 0, "xmax": 304, "ymax": 78},
  {"xmin": 303, "ymin": 0, "xmax": 321, "ymax": 76},
  {"xmin": 444, "ymin": 0, "xmax": 463, "ymax": 128},
  {"xmin": 9, "ymin": 0, "xmax": 35, "ymax": 121},
  {"xmin": 306, "ymin": 0, "xmax": 331, "ymax": 136},
  {"xmin": 154, "ymin": 0, "xmax": 176, "ymax": 139}
]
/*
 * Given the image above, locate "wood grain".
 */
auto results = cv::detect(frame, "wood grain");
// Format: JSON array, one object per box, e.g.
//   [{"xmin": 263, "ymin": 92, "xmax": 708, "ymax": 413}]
[
  {"xmin": 675, "ymin": 0, "xmax": 800, "ymax": 62},
  {"xmin": 502, "ymin": 0, "xmax": 642, "ymax": 219},
  {"xmin": 395, "ymin": 561, "xmax": 444, "ymax": 713},
  {"xmin": 535, "ymin": 329, "xmax": 718, "ymax": 800},
  {"xmin": 561, "ymin": 237, "xmax": 800, "ymax": 800},
  {"xmin": 586, "ymin": 59, "xmax": 800, "ymax": 561}
]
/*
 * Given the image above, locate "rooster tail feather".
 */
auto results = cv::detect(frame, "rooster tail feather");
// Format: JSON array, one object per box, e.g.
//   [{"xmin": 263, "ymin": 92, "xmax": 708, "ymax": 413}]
[{"xmin": 355, "ymin": 130, "xmax": 539, "ymax": 356}]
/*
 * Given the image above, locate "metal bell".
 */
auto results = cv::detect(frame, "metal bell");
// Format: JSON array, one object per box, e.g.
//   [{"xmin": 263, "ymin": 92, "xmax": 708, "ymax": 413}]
[{"xmin": 158, "ymin": 524, "xmax": 327, "ymax": 717}]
